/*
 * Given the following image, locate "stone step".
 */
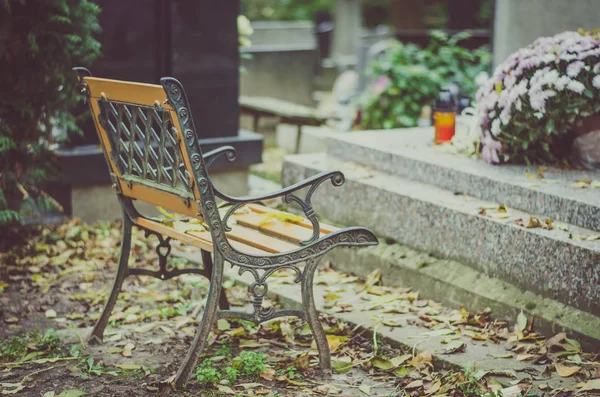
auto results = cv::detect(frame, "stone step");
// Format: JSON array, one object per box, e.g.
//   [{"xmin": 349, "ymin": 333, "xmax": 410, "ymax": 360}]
[
  {"xmin": 325, "ymin": 128, "xmax": 600, "ymax": 232},
  {"xmin": 282, "ymin": 152, "xmax": 600, "ymax": 317},
  {"xmin": 323, "ymin": 241, "xmax": 600, "ymax": 350}
]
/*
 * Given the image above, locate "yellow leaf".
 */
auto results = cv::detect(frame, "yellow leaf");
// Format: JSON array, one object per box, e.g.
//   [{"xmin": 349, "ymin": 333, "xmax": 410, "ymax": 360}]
[
  {"xmin": 555, "ymin": 363, "xmax": 580, "ymax": 377},
  {"xmin": 311, "ymin": 335, "xmax": 349, "ymax": 352},
  {"xmin": 157, "ymin": 206, "xmax": 176, "ymax": 219},
  {"xmin": 45, "ymin": 309, "xmax": 57, "ymax": 319},
  {"xmin": 257, "ymin": 211, "xmax": 303, "ymax": 226},
  {"xmin": 116, "ymin": 364, "xmax": 142, "ymax": 370},
  {"xmin": 359, "ymin": 384, "xmax": 371, "ymax": 395},
  {"xmin": 324, "ymin": 293, "xmax": 342, "ymax": 301}
]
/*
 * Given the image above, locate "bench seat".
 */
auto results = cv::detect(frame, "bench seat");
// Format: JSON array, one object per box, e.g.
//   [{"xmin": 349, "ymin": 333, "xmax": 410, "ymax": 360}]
[{"xmin": 135, "ymin": 203, "xmax": 337, "ymax": 256}]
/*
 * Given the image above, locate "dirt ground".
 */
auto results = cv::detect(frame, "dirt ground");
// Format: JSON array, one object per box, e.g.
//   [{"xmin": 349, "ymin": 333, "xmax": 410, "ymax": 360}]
[{"xmin": 1, "ymin": 219, "xmax": 599, "ymax": 396}]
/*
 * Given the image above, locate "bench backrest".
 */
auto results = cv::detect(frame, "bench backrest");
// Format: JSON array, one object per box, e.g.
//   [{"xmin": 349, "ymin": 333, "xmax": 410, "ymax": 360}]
[{"xmin": 76, "ymin": 71, "xmax": 203, "ymax": 218}]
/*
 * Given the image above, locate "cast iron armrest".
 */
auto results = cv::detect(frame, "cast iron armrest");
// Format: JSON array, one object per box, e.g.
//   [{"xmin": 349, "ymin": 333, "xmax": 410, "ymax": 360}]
[
  {"xmin": 212, "ymin": 170, "xmax": 345, "ymax": 246},
  {"xmin": 203, "ymin": 146, "xmax": 236, "ymax": 168}
]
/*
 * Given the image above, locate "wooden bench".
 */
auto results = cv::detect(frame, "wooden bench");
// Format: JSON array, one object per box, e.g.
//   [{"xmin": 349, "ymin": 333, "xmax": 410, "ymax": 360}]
[
  {"xmin": 74, "ymin": 67, "xmax": 378, "ymax": 389},
  {"xmin": 239, "ymin": 95, "xmax": 326, "ymax": 153}
]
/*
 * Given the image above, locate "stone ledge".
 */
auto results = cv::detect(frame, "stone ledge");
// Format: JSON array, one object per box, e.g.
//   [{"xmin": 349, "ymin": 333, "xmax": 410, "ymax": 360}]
[
  {"xmin": 325, "ymin": 128, "xmax": 600, "ymax": 232},
  {"xmin": 283, "ymin": 153, "xmax": 600, "ymax": 316},
  {"xmin": 323, "ymin": 242, "xmax": 600, "ymax": 351}
]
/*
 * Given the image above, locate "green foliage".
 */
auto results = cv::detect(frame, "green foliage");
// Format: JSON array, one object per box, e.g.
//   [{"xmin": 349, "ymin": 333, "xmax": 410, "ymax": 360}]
[
  {"xmin": 241, "ymin": 0, "xmax": 332, "ymax": 21},
  {"xmin": 277, "ymin": 365, "xmax": 302, "ymax": 379},
  {"xmin": 0, "ymin": 329, "xmax": 63, "ymax": 362},
  {"xmin": 362, "ymin": 31, "xmax": 491, "ymax": 130},
  {"xmin": 195, "ymin": 351, "xmax": 268, "ymax": 388},
  {"xmin": 233, "ymin": 351, "xmax": 268, "ymax": 377},
  {"xmin": 0, "ymin": 0, "xmax": 101, "ymax": 224}
]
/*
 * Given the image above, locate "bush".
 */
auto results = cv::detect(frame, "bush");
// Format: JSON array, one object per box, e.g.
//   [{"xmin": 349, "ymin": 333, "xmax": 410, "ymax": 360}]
[
  {"xmin": 361, "ymin": 31, "xmax": 491, "ymax": 130},
  {"xmin": 0, "ymin": 0, "xmax": 101, "ymax": 225},
  {"xmin": 476, "ymin": 30, "xmax": 600, "ymax": 164}
]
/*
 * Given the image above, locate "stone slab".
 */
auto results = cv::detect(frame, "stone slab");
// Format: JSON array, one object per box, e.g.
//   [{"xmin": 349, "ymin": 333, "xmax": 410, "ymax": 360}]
[
  {"xmin": 325, "ymin": 128, "xmax": 600, "ymax": 232},
  {"xmin": 172, "ymin": 249, "xmax": 580, "ymax": 391},
  {"xmin": 283, "ymin": 153, "xmax": 600, "ymax": 316}
]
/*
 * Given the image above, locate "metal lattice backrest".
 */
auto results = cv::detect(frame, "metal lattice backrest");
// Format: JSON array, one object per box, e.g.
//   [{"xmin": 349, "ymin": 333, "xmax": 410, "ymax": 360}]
[
  {"xmin": 98, "ymin": 98, "xmax": 192, "ymax": 194},
  {"xmin": 82, "ymin": 76, "xmax": 201, "ymax": 217}
]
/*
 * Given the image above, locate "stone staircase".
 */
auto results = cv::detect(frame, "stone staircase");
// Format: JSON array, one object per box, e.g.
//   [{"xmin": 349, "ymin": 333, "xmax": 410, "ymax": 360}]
[{"xmin": 282, "ymin": 128, "xmax": 600, "ymax": 348}]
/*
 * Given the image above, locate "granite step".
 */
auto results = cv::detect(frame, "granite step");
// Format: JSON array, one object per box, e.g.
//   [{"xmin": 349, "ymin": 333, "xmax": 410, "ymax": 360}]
[
  {"xmin": 325, "ymin": 128, "xmax": 600, "ymax": 232},
  {"xmin": 282, "ymin": 152, "xmax": 600, "ymax": 318}
]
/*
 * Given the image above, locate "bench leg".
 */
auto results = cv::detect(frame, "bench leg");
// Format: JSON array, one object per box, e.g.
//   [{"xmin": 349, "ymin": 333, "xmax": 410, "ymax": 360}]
[
  {"xmin": 201, "ymin": 249, "xmax": 230, "ymax": 310},
  {"xmin": 171, "ymin": 250, "xmax": 224, "ymax": 389},
  {"xmin": 302, "ymin": 257, "xmax": 332, "ymax": 375},
  {"xmin": 89, "ymin": 213, "xmax": 133, "ymax": 344}
]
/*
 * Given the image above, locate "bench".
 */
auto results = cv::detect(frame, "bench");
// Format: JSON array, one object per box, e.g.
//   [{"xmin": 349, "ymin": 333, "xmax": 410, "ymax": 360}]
[
  {"xmin": 239, "ymin": 95, "xmax": 326, "ymax": 153},
  {"xmin": 73, "ymin": 67, "xmax": 378, "ymax": 389}
]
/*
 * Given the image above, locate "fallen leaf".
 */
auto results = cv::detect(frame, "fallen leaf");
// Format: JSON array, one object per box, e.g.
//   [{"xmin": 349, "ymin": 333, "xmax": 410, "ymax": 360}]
[
  {"xmin": 390, "ymin": 354, "xmax": 411, "ymax": 367},
  {"xmin": 121, "ymin": 342, "xmax": 135, "ymax": 357},
  {"xmin": 217, "ymin": 319, "xmax": 230, "ymax": 331},
  {"xmin": 441, "ymin": 341, "xmax": 466, "ymax": 354},
  {"xmin": 555, "ymin": 363, "xmax": 580, "ymax": 377},
  {"xmin": 315, "ymin": 384, "xmax": 342, "ymax": 395},
  {"xmin": 323, "ymin": 293, "xmax": 341, "ymax": 301},
  {"xmin": 516, "ymin": 354, "xmax": 535, "ymax": 361},
  {"xmin": 216, "ymin": 385, "xmax": 235, "ymax": 394},
  {"xmin": 358, "ymin": 384, "xmax": 371, "ymax": 395},
  {"xmin": 57, "ymin": 391, "xmax": 85, "ymax": 397},
  {"xmin": 238, "ymin": 339, "xmax": 263, "ymax": 348},
  {"xmin": 0, "ymin": 382, "xmax": 25, "ymax": 395},
  {"xmin": 115, "ymin": 364, "xmax": 142, "ymax": 370},
  {"xmin": 332, "ymin": 356, "xmax": 353, "ymax": 374},
  {"xmin": 516, "ymin": 311, "xmax": 527, "ymax": 333},
  {"xmin": 405, "ymin": 379, "xmax": 423, "ymax": 389},
  {"xmin": 238, "ymin": 383, "xmax": 264, "ymax": 390},
  {"xmin": 580, "ymin": 379, "xmax": 600, "ymax": 392},
  {"xmin": 292, "ymin": 352, "xmax": 311, "ymax": 372},
  {"xmin": 382, "ymin": 319, "xmax": 403, "ymax": 327}
]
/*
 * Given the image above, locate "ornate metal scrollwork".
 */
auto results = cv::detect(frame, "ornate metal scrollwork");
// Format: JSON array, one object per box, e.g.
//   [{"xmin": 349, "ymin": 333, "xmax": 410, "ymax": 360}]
[{"xmin": 160, "ymin": 77, "xmax": 378, "ymax": 274}]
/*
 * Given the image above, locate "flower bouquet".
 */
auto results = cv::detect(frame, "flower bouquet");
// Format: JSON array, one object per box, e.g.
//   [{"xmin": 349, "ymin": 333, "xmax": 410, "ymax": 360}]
[{"xmin": 476, "ymin": 30, "xmax": 600, "ymax": 166}]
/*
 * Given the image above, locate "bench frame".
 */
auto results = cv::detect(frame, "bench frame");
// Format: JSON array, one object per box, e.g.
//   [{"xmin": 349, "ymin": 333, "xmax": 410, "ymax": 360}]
[{"xmin": 74, "ymin": 68, "xmax": 377, "ymax": 389}]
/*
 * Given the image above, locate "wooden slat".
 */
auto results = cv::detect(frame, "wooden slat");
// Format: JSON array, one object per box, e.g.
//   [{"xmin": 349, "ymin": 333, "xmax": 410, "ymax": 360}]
[
  {"xmin": 244, "ymin": 204, "xmax": 338, "ymax": 234},
  {"xmin": 232, "ymin": 211, "xmax": 322, "ymax": 245},
  {"xmin": 226, "ymin": 225, "xmax": 298, "ymax": 254},
  {"xmin": 85, "ymin": 77, "xmax": 172, "ymax": 109},
  {"xmin": 123, "ymin": 182, "xmax": 200, "ymax": 218},
  {"xmin": 135, "ymin": 217, "xmax": 271, "ymax": 257}
]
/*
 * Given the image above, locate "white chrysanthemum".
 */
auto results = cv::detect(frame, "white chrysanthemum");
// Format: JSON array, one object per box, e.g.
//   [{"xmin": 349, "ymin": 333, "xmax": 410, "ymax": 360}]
[
  {"xmin": 567, "ymin": 80, "xmax": 586, "ymax": 93},
  {"xmin": 554, "ymin": 75, "xmax": 572, "ymax": 91},
  {"xmin": 593, "ymin": 75, "xmax": 600, "ymax": 89},
  {"xmin": 491, "ymin": 118, "xmax": 501, "ymax": 136},
  {"xmin": 567, "ymin": 61, "xmax": 588, "ymax": 77}
]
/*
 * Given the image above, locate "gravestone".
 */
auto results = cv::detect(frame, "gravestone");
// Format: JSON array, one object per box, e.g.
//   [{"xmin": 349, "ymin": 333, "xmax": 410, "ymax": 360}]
[{"xmin": 56, "ymin": 0, "xmax": 263, "ymax": 221}]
